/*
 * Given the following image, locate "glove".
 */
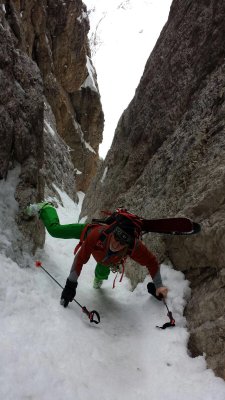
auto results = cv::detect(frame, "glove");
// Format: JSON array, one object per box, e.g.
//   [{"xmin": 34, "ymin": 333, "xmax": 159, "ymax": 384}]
[
  {"xmin": 147, "ymin": 282, "xmax": 163, "ymax": 301},
  {"xmin": 156, "ymin": 286, "xmax": 168, "ymax": 298},
  {"xmin": 60, "ymin": 279, "xmax": 78, "ymax": 308}
]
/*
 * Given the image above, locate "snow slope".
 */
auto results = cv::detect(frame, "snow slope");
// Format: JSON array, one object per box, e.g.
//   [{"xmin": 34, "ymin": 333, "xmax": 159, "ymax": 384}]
[{"xmin": 0, "ymin": 168, "xmax": 225, "ymax": 400}]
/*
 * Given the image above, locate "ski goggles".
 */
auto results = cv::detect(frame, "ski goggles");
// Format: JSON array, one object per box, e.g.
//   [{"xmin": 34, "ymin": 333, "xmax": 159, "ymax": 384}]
[{"xmin": 113, "ymin": 226, "xmax": 132, "ymax": 245}]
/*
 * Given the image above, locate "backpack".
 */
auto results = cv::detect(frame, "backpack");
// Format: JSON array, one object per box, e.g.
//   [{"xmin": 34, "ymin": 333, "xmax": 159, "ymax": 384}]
[
  {"xmin": 92, "ymin": 208, "xmax": 144, "ymax": 239},
  {"xmin": 74, "ymin": 208, "xmax": 143, "ymax": 255}
]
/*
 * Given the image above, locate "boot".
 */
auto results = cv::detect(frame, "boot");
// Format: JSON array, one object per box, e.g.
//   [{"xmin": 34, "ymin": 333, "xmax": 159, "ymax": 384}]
[
  {"xmin": 93, "ymin": 277, "xmax": 103, "ymax": 289},
  {"xmin": 26, "ymin": 202, "xmax": 52, "ymax": 217}
]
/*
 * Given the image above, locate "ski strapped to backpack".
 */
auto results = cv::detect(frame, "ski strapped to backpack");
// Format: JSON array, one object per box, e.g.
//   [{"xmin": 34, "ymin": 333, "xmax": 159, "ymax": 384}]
[
  {"xmin": 75, "ymin": 208, "xmax": 201, "ymax": 257},
  {"xmin": 92, "ymin": 208, "xmax": 201, "ymax": 236}
]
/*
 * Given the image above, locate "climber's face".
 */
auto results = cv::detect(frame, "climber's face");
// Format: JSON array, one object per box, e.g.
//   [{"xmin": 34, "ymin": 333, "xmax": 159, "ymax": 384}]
[{"xmin": 109, "ymin": 233, "xmax": 127, "ymax": 252}]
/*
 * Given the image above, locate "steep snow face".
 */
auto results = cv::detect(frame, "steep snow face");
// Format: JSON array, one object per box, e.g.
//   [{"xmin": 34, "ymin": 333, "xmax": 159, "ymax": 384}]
[
  {"xmin": 0, "ymin": 168, "xmax": 225, "ymax": 399},
  {"xmin": 84, "ymin": 0, "xmax": 172, "ymax": 158}
]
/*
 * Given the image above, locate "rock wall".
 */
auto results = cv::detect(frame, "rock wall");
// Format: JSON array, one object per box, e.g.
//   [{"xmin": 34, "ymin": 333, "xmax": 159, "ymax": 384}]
[
  {"xmin": 6, "ymin": 0, "xmax": 104, "ymax": 192},
  {"xmin": 81, "ymin": 0, "xmax": 225, "ymax": 379},
  {"xmin": 42, "ymin": 98, "xmax": 78, "ymax": 204},
  {"xmin": 0, "ymin": 0, "xmax": 103, "ymax": 256},
  {"xmin": 0, "ymin": 5, "xmax": 45, "ymax": 253}
]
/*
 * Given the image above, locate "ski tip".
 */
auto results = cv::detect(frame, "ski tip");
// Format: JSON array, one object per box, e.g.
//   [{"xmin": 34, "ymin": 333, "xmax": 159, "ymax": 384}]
[
  {"xmin": 173, "ymin": 221, "xmax": 201, "ymax": 235},
  {"xmin": 185, "ymin": 222, "xmax": 201, "ymax": 235},
  {"xmin": 192, "ymin": 222, "xmax": 201, "ymax": 234}
]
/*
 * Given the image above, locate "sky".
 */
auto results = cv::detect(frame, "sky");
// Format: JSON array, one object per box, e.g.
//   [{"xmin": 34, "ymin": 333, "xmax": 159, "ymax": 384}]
[
  {"xmin": 1, "ymin": 167, "xmax": 225, "ymax": 400},
  {"xmin": 84, "ymin": 0, "xmax": 172, "ymax": 158}
]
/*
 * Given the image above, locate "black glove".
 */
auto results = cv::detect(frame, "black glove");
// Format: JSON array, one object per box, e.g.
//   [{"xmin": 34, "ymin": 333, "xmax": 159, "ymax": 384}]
[
  {"xmin": 147, "ymin": 282, "xmax": 163, "ymax": 301},
  {"xmin": 60, "ymin": 279, "xmax": 78, "ymax": 308}
]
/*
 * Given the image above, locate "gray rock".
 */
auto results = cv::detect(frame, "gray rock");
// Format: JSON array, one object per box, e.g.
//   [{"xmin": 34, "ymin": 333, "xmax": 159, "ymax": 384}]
[
  {"xmin": 0, "ymin": 0, "xmax": 103, "ymax": 256},
  {"xmin": 0, "ymin": 12, "xmax": 45, "ymax": 256}
]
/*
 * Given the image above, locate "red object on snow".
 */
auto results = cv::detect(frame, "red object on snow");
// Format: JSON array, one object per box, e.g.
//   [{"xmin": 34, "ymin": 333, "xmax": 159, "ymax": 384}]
[{"xmin": 35, "ymin": 260, "xmax": 42, "ymax": 268}]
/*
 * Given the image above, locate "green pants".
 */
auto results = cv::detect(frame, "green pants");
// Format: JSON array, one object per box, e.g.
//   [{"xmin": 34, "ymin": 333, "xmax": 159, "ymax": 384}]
[
  {"xmin": 40, "ymin": 205, "xmax": 110, "ymax": 280},
  {"xmin": 39, "ymin": 205, "xmax": 86, "ymax": 239},
  {"xmin": 95, "ymin": 263, "xmax": 110, "ymax": 281}
]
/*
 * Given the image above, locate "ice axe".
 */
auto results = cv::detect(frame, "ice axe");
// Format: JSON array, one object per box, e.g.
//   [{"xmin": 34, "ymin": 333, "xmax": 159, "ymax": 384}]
[
  {"xmin": 35, "ymin": 261, "xmax": 100, "ymax": 324},
  {"xmin": 147, "ymin": 282, "xmax": 175, "ymax": 329}
]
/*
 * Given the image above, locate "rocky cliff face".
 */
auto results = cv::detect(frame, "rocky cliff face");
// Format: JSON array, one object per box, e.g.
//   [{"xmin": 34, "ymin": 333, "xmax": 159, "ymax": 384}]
[
  {"xmin": 0, "ymin": 0, "xmax": 103, "ymax": 255},
  {"xmin": 0, "ymin": 4, "xmax": 45, "ymax": 253},
  {"xmin": 81, "ymin": 0, "xmax": 225, "ymax": 379},
  {"xmin": 7, "ymin": 0, "xmax": 104, "ymax": 192}
]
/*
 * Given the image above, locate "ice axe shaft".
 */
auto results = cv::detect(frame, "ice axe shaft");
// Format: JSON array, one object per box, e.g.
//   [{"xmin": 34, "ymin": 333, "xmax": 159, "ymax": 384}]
[
  {"xmin": 35, "ymin": 261, "xmax": 64, "ymax": 289},
  {"xmin": 35, "ymin": 261, "xmax": 100, "ymax": 324},
  {"xmin": 147, "ymin": 282, "xmax": 175, "ymax": 329}
]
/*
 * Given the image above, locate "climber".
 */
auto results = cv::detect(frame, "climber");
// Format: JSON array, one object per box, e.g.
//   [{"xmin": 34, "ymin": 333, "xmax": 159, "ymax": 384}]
[{"xmin": 26, "ymin": 202, "xmax": 168, "ymax": 307}]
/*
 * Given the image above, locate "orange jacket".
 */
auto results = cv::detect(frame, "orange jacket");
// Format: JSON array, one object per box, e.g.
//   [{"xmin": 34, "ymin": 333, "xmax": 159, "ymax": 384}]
[{"xmin": 74, "ymin": 226, "xmax": 159, "ymax": 280}]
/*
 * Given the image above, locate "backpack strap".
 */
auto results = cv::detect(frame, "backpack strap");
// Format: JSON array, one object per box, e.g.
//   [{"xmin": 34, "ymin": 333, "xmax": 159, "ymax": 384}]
[
  {"xmin": 74, "ymin": 223, "xmax": 105, "ymax": 254},
  {"xmin": 112, "ymin": 257, "xmax": 126, "ymax": 288}
]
